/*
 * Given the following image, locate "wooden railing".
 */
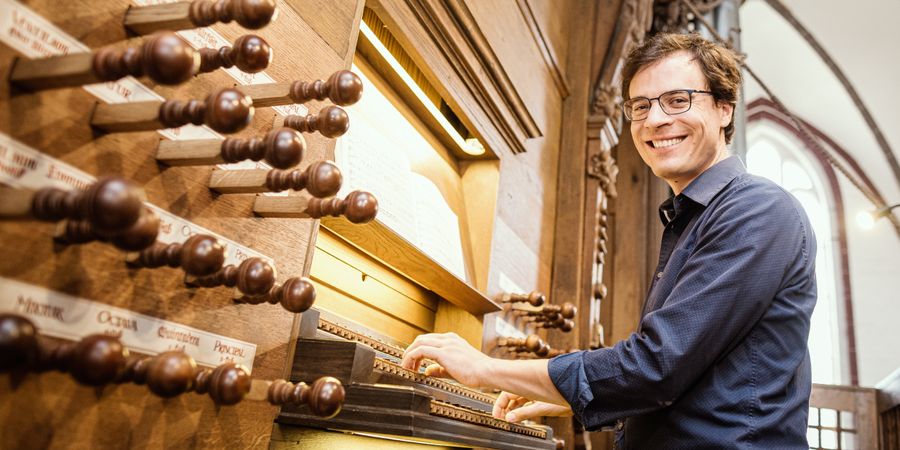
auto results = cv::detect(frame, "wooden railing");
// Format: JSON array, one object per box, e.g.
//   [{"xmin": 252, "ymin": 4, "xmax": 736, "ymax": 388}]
[
  {"xmin": 877, "ymin": 368, "xmax": 900, "ymax": 449},
  {"xmin": 809, "ymin": 384, "xmax": 878, "ymax": 449}
]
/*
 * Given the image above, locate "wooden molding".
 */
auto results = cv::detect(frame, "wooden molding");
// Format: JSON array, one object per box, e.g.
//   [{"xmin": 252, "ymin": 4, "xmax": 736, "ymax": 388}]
[
  {"xmin": 514, "ymin": 0, "xmax": 570, "ymax": 99},
  {"xmin": 368, "ymin": 0, "xmax": 542, "ymax": 155},
  {"xmin": 319, "ymin": 216, "xmax": 500, "ymax": 317}
]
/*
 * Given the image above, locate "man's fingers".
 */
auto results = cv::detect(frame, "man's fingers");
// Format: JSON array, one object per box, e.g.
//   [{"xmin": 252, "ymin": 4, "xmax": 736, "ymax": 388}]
[
  {"xmin": 493, "ymin": 392, "xmax": 516, "ymax": 418},
  {"xmin": 424, "ymin": 363, "xmax": 449, "ymax": 378},
  {"xmin": 401, "ymin": 334, "xmax": 451, "ymax": 369},
  {"xmin": 505, "ymin": 402, "xmax": 572, "ymax": 423},
  {"xmin": 401, "ymin": 345, "xmax": 441, "ymax": 370}
]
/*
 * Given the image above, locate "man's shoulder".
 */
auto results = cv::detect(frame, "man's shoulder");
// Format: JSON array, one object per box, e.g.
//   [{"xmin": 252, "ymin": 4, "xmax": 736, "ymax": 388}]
[
  {"xmin": 718, "ymin": 172, "xmax": 806, "ymax": 213},
  {"xmin": 705, "ymin": 172, "xmax": 811, "ymax": 235}
]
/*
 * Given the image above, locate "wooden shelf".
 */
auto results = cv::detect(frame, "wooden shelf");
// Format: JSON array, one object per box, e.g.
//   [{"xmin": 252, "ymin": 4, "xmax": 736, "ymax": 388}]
[{"xmin": 320, "ymin": 217, "xmax": 500, "ymax": 316}]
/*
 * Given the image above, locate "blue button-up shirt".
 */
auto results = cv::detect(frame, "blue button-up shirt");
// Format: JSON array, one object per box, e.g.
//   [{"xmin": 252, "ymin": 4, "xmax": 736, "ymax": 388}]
[{"xmin": 549, "ymin": 156, "xmax": 817, "ymax": 449}]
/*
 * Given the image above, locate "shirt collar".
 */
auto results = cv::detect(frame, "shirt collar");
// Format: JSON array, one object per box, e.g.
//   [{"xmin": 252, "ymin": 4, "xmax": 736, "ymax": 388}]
[
  {"xmin": 657, "ymin": 155, "xmax": 746, "ymax": 225},
  {"xmin": 680, "ymin": 155, "xmax": 746, "ymax": 207}
]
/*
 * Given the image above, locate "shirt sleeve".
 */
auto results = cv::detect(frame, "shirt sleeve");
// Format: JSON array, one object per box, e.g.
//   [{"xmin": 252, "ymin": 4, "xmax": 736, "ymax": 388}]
[{"xmin": 549, "ymin": 182, "xmax": 813, "ymax": 430}]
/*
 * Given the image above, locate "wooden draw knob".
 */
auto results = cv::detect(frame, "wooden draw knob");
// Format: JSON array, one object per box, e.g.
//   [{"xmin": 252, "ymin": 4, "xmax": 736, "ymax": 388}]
[
  {"xmin": 306, "ymin": 161, "xmax": 343, "ymax": 198},
  {"xmin": 92, "ymin": 32, "xmax": 198, "ymax": 85},
  {"xmin": 236, "ymin": 257, "xmax": 276, "ymax": 297},
  {"xmin": 190, "ymin": 0, "xmax": 278, "ymax": 30},
  {"xmin": 109, "ymin": 208, "xmax": 161, "ymax": 252},
  {"xmin": 308, "ymin": 376, "xmax": 345, "ymax": 418},
  {"xmin": 205, "ymin": 88, "xmax": 255, "ymax": 134},
  {"xmin": 278, "ymin": 277, "xmax": 316, "ymax": 313},
  {"xmin": 204, "ymin": 362, "xmax": 252, "ymax": 405},
  {"xmin": 283, "ymin": 105, "xmax": 349, "ymax": 138},
  {"xmin": 199, "ymin": 34, "xmax": 272, "ymax": 74},
  {"xmin": 261, "ymin": 128, "xmax": 305, "ymax": 169},
  {"xmin": 289, "ymin": 70, "xmax": 363, "ymax": 106},
  {"xmin": 146, "ymin": 351, "xmax": 198, "ymax": 397},
  {"xmin": 307, "ymin": 190, "xmax": 378, "ymax": 224},
  {"xmin": 181, "ymin": 234, "xmax": 226, "ymax": 277},
  {"xmin": 559, "ymin": 302, "xmax": 577, "ymax": 319},
  {"xmin": 0, "ymin": 314, "xmax": 39, "ymax": 371},
  {"xmin": 523, "ymin": 334, "xmax": 544, "ymax": 354},
  {"xmin": 67, "ymin": 334, "xmax": 129, "ymax": 386},
  {"xmin": 80, "ymin": 177, "xmax": 144, "ymax": 235},
  {"xmin": 220, "ymin": 127, "xmax": 306, "ymax": 169}
]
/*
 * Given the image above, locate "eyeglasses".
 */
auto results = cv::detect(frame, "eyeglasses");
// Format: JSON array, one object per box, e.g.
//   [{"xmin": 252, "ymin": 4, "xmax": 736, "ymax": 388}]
[{"xmin": 622, "ymin": 89, "xmax": 715, "ymax": 121}]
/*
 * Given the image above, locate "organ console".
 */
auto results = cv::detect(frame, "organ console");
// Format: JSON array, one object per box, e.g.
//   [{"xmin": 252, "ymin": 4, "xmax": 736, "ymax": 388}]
[
  {"xmin": 276, "ymin": 105, "xmax": 350, "ymax": 138},
  {"xmin": 253, "ymin": 190, "xmax": 379, "ymax": 224},
  {"xmin": 499, "ymin": 290, "xmax": 546, "ymax": 307},
  {"xmin": 0, "ymin": 314, "xmax": 343, "ymax": 413},
  {"xmin": 233, "ymin": 276, "xmax": 316, "ymax": 313},
  {"xmin": 53, "ymin": 207, "xmax": 161, "ymax": 252},
  {"xmin": 208, "ymin": 160, "xmax": 342, "ymax": 196},
  {"xmin": 240, "ymin": 70, "xmax": 364, "ymax": 108},
  {"xmin": 126, "ymin": 234, "xmax": 226, "ymax": 277},
  {"xmin": 9, "ymin": 32, "xmax": 198, "ymax": 91},
  {"xmin": 156, "ymin": 127, "xmax": 306, "ymax": 169},
  {"xmin": 198, "ymin": 34, "xmax": 272, "ymax": 74},
  {"xmin": 186, "ymin": 256, "xmax": 275, "ymax": 298},
  {"xmin": 124, "ymin": 0, "xmax": 279, "ymax": 35},
  {"xmin": 285, "ymin": 309, "xmax": 558, "ymax": 449},
  {"xmin": 90, "ymin": 88, "xmax": 254, "ymax": 134}
]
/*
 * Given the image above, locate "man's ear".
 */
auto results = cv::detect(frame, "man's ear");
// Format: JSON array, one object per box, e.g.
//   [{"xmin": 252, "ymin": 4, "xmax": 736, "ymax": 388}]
[{"xmin": 719, "ymin": 101, "xmax": 735, "ymax": 128}]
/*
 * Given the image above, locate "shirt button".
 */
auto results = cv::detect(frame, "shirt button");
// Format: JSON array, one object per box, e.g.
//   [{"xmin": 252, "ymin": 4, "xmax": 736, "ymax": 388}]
[{"xmin": 656, "ymin": 272, "xmax": 663, "ymax": 279}]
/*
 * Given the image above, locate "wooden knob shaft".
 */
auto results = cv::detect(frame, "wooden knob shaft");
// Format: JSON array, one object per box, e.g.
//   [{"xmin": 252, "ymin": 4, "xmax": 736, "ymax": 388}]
[
  {"xmin": 189, "ymin": 257, "xmax": 275, "ymax": 297},
  {"xmin": 282, "ymin": 105, "xmax": 349, "ymax": 138},
  {"xmin": 32, "ymin": 177, "xmax": 144, "ymax": 236},
  {"xmin": 145, "ymin": 351, "xmax": 198, "ymax": 398},
  {"xmin": 289, "ymin": 70, "xmax": 363, "ymax": 106},
  {"xmin": 235, "ymin": 276, "xmax": 316, "ymax": 313},
  {"xmin": 0, "ymin": 314, "xmax": 40, "ymax": 371},
  {"xmin": 554, "ymin": 438, "xmax": 565, "ymax": 450},
  {"xmin": 195, "ymin": 362, "xmax": 252, "ymax": 405},
  {"xmin": 542, "ymin": 302, "xmax": 577, "ymax": 319},
  {"xmin": 66, "ymin": 334, "xmax": 130, "ymax": 386},
  {"xmin": 93, "ymin": 32, "xmax": 198, "ymax": 85},
  {"xmin": 131, "ymin": 234, "xmax": 225, "ymax": 277},
  {"xmin": 501, "ymin": 291, "xmax": 545, "ymax": 307},
  {"xmin": 264, "ymin": 161, "xmax": 343, "ymax": 197},
  {"xmin": 199, "ymin": 34, "xmax": 272, "ymax": 74},
  {"xmin": 57, "ymin": 208, "xmax": 160, "ymax": 252},
  {"xmin": 535, "ymin": 343, "xmax": 550, "ymax": 358},
  {"xmin": 221, "ymin": 127, "xmax": 305, "ymax": 169},
  {"xmin": 190, "ymin": 0, "xmax": 278, "ymax": 30},
  {"xmin": 306, "ymin": 190, "xmax": 378, "ymax": 224},
  {"xmin": 267, "ymin": 376, "xmax": 344, "ymax": 417},
  {"xmin": 159, "ymin": 88, "xmax": 254, "ymax": 134}
]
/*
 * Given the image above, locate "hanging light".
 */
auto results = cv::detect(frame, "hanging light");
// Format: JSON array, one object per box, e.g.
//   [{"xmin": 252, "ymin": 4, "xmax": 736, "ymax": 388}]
[{"xmin": 856, "ymin": 203, "xmax": 900, "ymax": 230}]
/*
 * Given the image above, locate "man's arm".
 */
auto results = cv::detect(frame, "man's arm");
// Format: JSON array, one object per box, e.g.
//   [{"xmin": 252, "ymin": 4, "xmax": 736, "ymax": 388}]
[{"xmin": 401, "ymin": 332, "xmax": 568, "ymax": 406}]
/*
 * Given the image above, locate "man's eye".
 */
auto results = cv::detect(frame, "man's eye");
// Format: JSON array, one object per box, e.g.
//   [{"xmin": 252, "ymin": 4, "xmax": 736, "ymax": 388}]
[
  {"xmin": 669, "ymin": 98, "xmax": 689, "ymax": 104},
  {"xmin": 633, "ymin": 104, "xmax": 649, "ymax": 111}
]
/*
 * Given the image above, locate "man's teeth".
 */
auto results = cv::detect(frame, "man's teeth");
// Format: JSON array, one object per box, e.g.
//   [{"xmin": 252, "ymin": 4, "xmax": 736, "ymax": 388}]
[{"xmin": 652, "ymin": 137, "xmax": 685, "ymax": 148}]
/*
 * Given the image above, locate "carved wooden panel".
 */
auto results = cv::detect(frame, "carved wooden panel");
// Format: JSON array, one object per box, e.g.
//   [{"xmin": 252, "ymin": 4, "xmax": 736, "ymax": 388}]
[{"xmin": 0, "ymin": 0, "xmax": 364, "ymax": 447}]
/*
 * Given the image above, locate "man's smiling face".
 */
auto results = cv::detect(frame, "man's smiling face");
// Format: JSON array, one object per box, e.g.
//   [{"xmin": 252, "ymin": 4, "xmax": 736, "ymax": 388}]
[{"xmin": 628, "ymin": 51, "xmax": 733, "ymax": 193}]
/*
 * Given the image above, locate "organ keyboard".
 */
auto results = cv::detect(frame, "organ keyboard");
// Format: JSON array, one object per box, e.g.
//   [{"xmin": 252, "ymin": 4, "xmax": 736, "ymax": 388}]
[{"xmin": 280, "ymin": 309, "xmax": 557, "ymax": 450}]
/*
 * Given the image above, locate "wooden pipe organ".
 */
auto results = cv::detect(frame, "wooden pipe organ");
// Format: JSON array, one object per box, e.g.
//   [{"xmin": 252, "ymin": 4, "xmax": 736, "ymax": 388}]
[{"xmin": 0, "ymin": 0, "xmax": 378, "ymax": 447}]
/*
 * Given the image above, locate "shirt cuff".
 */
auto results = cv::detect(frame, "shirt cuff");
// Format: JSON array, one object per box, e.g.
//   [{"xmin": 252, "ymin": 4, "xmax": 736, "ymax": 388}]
[{"xmin": 548, "ymin": 351, "xmax": 594, "ymax": 421}]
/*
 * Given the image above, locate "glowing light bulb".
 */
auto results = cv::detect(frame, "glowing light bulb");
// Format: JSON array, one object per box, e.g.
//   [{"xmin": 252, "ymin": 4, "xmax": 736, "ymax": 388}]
[{"xmin": 856, "ymin": 210, "xmax": 876, "ymax": 230}]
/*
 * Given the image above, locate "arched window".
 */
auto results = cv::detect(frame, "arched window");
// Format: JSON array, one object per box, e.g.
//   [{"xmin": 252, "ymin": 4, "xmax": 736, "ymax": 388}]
[{"xmin": 746, "ymin": 121, "xmax": 851, "ymax": 385}]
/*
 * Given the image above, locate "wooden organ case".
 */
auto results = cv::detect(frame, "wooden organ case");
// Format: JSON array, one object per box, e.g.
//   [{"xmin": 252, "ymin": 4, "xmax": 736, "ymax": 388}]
[{"xmin": 0, "ymin": 0, "xmax": 616, "ymax": 449}]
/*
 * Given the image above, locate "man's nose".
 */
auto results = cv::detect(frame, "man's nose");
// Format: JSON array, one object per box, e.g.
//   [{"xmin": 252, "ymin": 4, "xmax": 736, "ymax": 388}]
[{"xmin": 644, "ymin": 100, "xmax": 672, "ymax": 128}]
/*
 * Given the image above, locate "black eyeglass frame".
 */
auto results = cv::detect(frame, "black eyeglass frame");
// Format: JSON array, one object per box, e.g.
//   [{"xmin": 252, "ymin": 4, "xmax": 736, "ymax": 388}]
[{"xmin": 622, "ymin": 89, "xmax": 716, "ymax": 121}]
